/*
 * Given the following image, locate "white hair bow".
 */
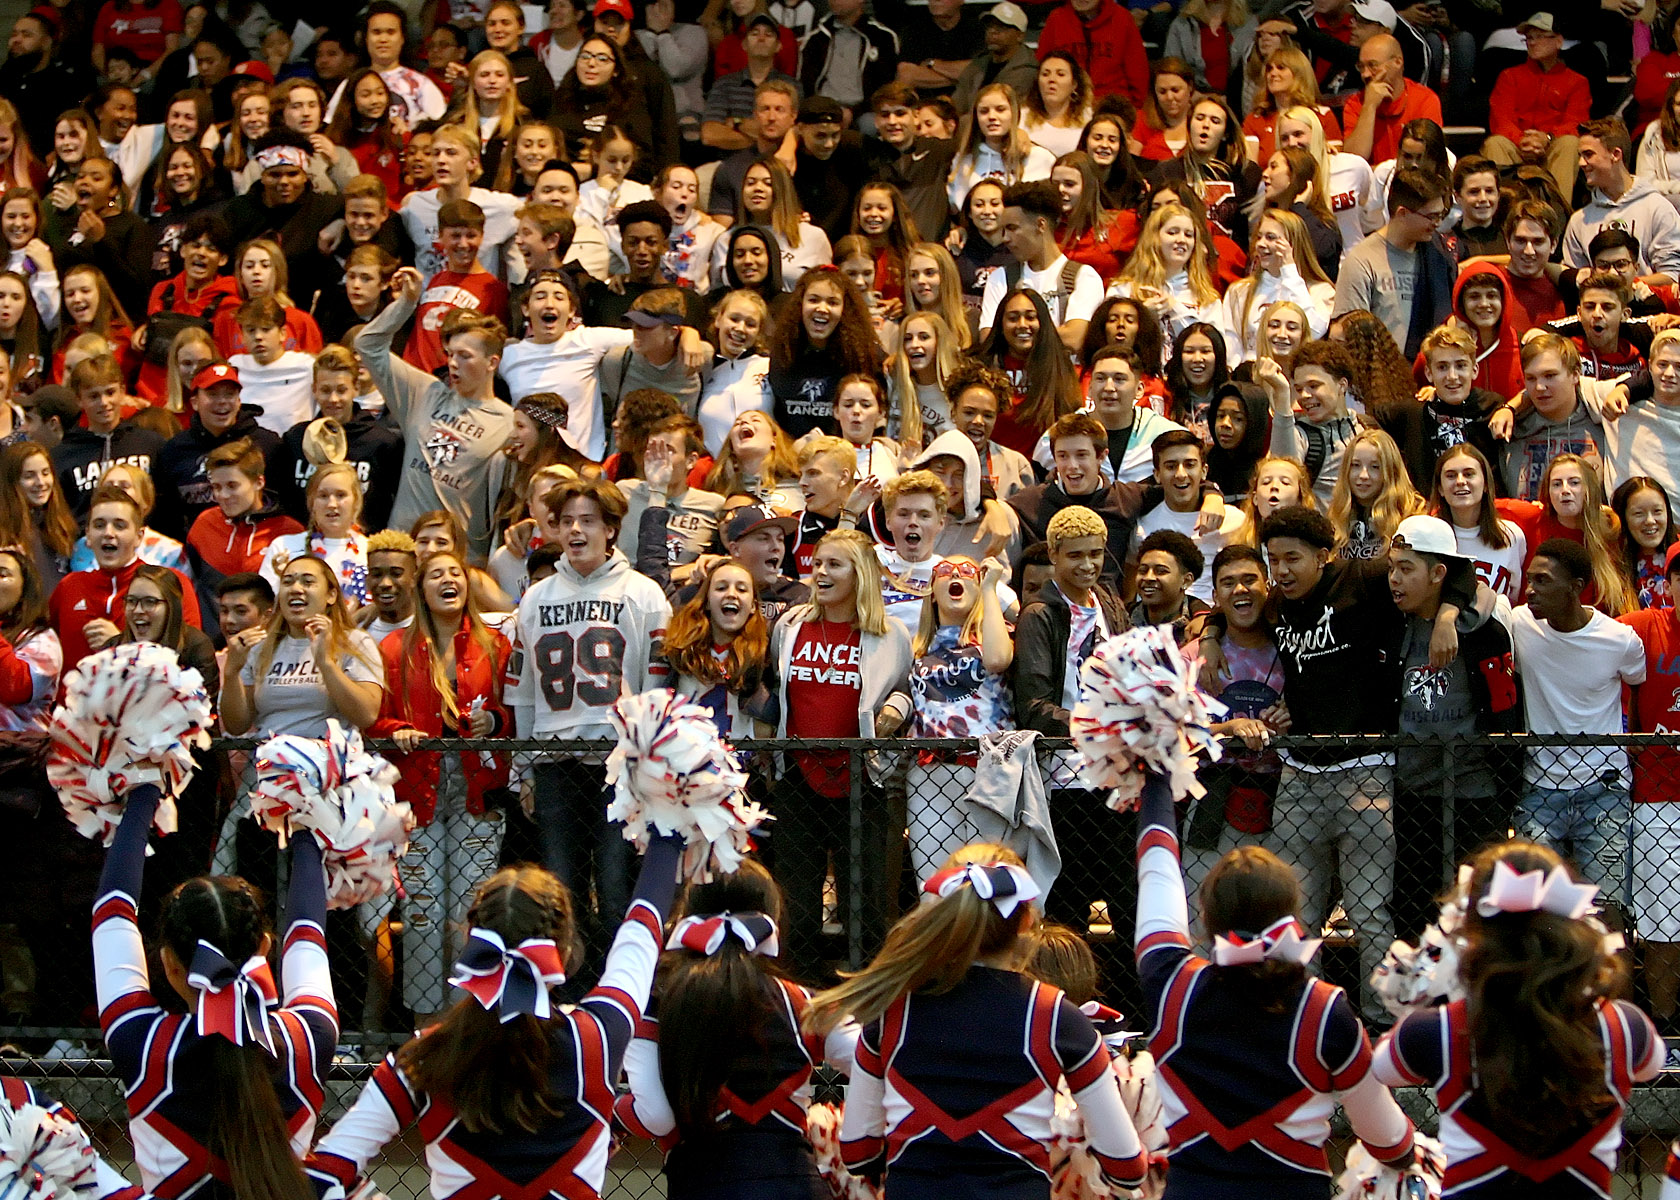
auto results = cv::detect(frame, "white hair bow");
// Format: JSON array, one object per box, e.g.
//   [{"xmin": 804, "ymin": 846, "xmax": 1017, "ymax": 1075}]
[
  {"xmin": 1474, "ymin": 860, "xmax": 1598, "ymax": 921},
  {"xmin": 1212, "ymin": 916, "xmax": 1322, "ymax": 967},
  {"xmin": 921, "ymin": 862, "xmax": 1041, "ymax": 918}
]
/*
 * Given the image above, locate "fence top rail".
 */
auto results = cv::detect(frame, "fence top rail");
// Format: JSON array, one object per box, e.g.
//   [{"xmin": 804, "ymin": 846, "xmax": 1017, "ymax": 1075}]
[{"xmin": 186, "ymin": 733, "xmax": 1680, "ymax": 752}]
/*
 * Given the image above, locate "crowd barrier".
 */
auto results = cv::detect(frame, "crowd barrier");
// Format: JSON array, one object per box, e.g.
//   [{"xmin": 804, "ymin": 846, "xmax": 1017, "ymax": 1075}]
[{"xmin": 2, "ymin": 731, "xmax": 1680, "ymax": 1196}]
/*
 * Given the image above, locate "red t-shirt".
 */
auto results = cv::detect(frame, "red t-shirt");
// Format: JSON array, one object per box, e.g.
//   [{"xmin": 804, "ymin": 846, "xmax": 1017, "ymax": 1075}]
[
  {"xmin": 403, "ymin": 269, "xmax": 511, "ymax": 372},
  {"xmin": 1503, "ymin": 271, "xmax": 1568, "ymax": 330},
  {"xmin": 785, "ymin": 619, "xmax": 863, "ymax": 797},
  {"xmin": 1341, "ymin": 79, "xmax": 1444, "ymax": 164},
  {"xmin": 1621, "ymin": 606, "xmax": 1680, "ymax": 803},
  {"xmin": 1199, "ymin": 23, "xmax": 1231, "ymax": 94},
  {"xmin": 92, "ymin": 0, "xmax": 184, "ymax": 63},
  {"xmin": 212, "ymin": 306, "xmax": 324, "ymax": 360}
]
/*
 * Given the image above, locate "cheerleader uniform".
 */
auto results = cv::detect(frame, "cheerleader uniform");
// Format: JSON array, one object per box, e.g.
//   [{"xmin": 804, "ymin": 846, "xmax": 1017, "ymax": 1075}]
[
  {"xmin": 0, "ymin": 1075, "xmax": 149, "ymax": 1200},
  {"xmin": 93, "ymin": 786, "xmax": 337, "ymax": 1200},
  {"xmin": 1133, "ymin": 776, "xmax": 1416, "ymax": 1199},
  {"xmin": 616, "ymin": 926, "xmax": 861, "ymax": 1200},
  {"xmin": 839, "ymin": 902, "xmax": 1149, "ymax": 1197},
  {"xmin": 305, "ymin": 835, "xmax": 683, "ymax": 1200},
  {"xmin": 1373, "ymin": 997, "xmax": 1662, "ymax": 1198}
]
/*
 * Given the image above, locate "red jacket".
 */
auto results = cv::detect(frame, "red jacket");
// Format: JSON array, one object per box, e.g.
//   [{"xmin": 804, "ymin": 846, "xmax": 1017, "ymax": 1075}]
[
  {"xmin": 370, "ymin": 619, "xmax": 512, "ymax": 825},
  {"xmin": 1488, "ymin": 59, "xmax": 1590, "ymax": 143},
  {"xmin": 48, "ymin": 559, "xmax": 202, "ymax": 673},
  {"xmin": 1037, "ymin": 2, "xmax": 1148, "ymax": 107}
]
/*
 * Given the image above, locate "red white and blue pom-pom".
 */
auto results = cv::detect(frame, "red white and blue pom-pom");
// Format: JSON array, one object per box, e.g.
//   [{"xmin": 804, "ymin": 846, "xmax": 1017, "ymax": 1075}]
[
  {"xmin": 1333, "ymin": 1134, "xmax": 1446, "ymax": 1200},
  {"xmin": 0, "ymin": 1104, "xmax": 98, "ymax": 1200},
  {"xmin": 249, "ymin": 720, "xmax": 411, "ymax": 909},
  {"xmin": 1071, "ymin": 626, "xmax": 1226, "ymax": 811},
  {"xmin": 47, "ymin": 642, "xmax": 214, "ymax": 847},
  {"xmin": 804, "ymin": 1102, "xmax": 880, "ymax": 1200},
  {"xmin": 605, "ymin": 689, "xmax": 772, "ymax": 882},
  {"xmin": 1048, "ymin": 1047, "xmax": 1168, "ymax": 1200},
  {"xmin": 1370, "ymin": 922, "xmax": 1465, "ymax": 1022}
]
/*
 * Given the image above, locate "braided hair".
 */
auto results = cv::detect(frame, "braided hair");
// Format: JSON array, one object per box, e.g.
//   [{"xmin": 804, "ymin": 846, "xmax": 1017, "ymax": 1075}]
[
  {"xmin": 398, "ymin": 866, "xmax": 581, "ymax": 1133},
  {"xmin": 160, "ymin": 877, "xmax": 313, "ymax": 1200}
]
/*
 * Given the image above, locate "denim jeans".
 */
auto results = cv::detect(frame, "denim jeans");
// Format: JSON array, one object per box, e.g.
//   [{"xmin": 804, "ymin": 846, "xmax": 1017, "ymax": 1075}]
[
  {"xmin": 1518, "ymin": 778, "xmax": 1631, "ymax": 901},
  {"xmin": 531, "ymin": 758, "xmax": 629, "ymax": 977}
]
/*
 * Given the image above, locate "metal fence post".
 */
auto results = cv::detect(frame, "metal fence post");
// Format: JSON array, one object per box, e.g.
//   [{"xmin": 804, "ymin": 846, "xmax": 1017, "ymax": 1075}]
[{"xmin": 848, "ymin": 742, "xmax": 865, "ymax": 972}]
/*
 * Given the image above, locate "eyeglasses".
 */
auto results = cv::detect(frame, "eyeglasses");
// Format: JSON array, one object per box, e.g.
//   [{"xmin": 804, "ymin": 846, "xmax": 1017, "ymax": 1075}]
[
  {"xmin": 932, "ymin": 559, "xmax": 981, "ymax": 582},
  {"xmin": 123, "ymin": 595, "xmax": 166, "ymax": 611},
  {"xmin": 1412, "ymin": 206, "xmax": 1448, "ymax": 223},
  {"xmin": 577, "ymin": 50, "xmax": 614, "ymax": 64}
]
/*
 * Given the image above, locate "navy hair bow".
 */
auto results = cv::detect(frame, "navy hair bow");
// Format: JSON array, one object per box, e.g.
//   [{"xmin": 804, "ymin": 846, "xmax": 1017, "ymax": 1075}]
[
  {"xmin": 186, "ymin": 939, "xmax": 278, "ymax": 1054},
  {"xmin": 665, "ymin": 912, "xmax": 780, "ymax": 957},
  {"xmin": 449, "ymin": 929, "xmax": 567, "ymax": 1022}
]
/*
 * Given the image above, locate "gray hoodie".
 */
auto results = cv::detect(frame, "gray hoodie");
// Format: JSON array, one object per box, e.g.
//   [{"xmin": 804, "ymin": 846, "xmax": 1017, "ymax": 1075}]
[
  {"xmin": 912, "ymin": 430, "xmax": 1023, "ymax": 563},
  {"xmin": 1564, "ymin": 177, "xmax": 1680, "ymax": 276},
  {"xmin": 1498, "ymin": 397, "xmax": 1606, "ymax": 502}
]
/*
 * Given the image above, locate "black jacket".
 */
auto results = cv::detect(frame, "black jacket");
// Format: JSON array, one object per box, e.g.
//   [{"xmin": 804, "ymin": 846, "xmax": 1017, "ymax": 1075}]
[
  {"xmin": 1013, "ymin": 580, "xmax": 1127, "ymax": 738},
  {"xmin": 223, "ymin": 188, "xmax": 345, "ymax": 271},
  {"xmin": 49, "ymin": 422, "xmax": 168, "ymax": 524},
  {"xmin": 798, "ymin": 14, "xmax": 899, "ymax": 112},
  {"xmin": 0, "ymin": 53, "xmax": 91, "ymax": 155},
  {"xmin": 271, "ymin": 407, "xmax": 405, "ymax": 532},
  {"xmin": 48, "ymin": 209, "xmax": 156, "ymax": 320},
  {"xmin": 152, "ymin": 406, "xmax": 283, "ymax": 540}
]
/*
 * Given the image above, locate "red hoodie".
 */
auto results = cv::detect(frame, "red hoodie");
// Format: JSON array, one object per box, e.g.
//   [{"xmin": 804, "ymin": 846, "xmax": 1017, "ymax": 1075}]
[
  {"xmin": 187, "ymin": 504, "xmax": 305, "ymax": 582},
  {"xmin": 1037, "ymin": 1, "xmax": 1148, "ymax": 107},
  {"xmin": 369, "ymin": 619, "xmax": 511, "ymax": 824},
  {"xmin": 1412, "ymin": 264, "xmax": 1525, "ymax": 399},
  {"xmin": 48, "ymin": 558, "xmax": 203, "ymax": 673}
]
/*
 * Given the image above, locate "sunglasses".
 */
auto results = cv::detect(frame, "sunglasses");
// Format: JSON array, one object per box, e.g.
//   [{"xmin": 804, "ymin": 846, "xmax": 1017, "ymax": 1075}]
[{"xmin": 932, "ymin": 559, "xmax": 980, "ymax": 582}]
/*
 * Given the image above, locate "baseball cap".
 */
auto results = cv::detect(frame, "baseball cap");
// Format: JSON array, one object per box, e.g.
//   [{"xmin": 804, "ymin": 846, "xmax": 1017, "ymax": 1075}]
[
  {"xmin": 1391, "ymin": 515, "xmax": 1463, "ymax": 559},
  {"xmin": 798, "ymin": 95, "xmax": 844, "ymax": 126},
  {"xmin": 624, "ymin": 307, "xmax": 684, "ymax": 327},
  {"xmin": 981, "ymin": 1, "xmax": 1028, "ymax": 30},
  {"xmin": 725, "ymin": 504, "xmax": 798, "ymax": 544},
  {"xmin": 593, "ymin": 0, "xmax": 632, "ymax": 20},
  {"xmin": 1350, "ymin": 0, "xmax": 1397, "ymax": 27},
  {"xmin": 742, "ymin": 11, "xmax": 779, "ymax": 34},
  {"xmin": 230, "ymin": 60, "xmax": 275, "ymax": 83},
  {"xmin": 1516, "ymin": 11, "xmax": 1557, "ymax": 33},
  {"xmin": 1665, "ymin": 541, "xmax": 1680, "ymax": 578},
  {"xmin": 192, "ymin": 363, "xmax": 240, "ymax": 391}
]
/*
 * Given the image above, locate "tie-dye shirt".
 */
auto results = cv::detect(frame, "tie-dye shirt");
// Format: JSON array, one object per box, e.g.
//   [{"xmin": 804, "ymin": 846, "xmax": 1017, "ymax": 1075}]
[{"xmin": 908, "ymin": 626, "xmax": 1013, "ymax": 742}]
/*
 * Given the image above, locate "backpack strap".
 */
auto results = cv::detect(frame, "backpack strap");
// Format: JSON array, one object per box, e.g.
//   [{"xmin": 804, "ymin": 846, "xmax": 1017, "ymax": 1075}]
[
  {"xmin": 1057, "ymin": 258, "xmax": 1080, "ymax": 324},
  {"xmin": 600, "ymin": 345, "xmax": 634, "ymax": 452},
  {"xmin": 1301, "ymin": 421, "xmax": 1328, "ymax": 484}
]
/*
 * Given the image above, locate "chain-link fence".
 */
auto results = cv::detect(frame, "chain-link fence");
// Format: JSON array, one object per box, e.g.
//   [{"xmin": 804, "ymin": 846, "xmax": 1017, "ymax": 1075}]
[{"xmin": 4, "ymin": 732, "xmax": 1680, "ymax": 1196}]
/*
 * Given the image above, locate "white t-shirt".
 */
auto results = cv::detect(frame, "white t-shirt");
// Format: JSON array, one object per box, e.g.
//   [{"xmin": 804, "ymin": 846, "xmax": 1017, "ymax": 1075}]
[
  {"xmin": 1325, "ymin": 152, "xmax": 1377, "ymax": 264},
  {"xmin": 979, "ymin": 253, "xmax": 1103, "ymax": 332},
  {"xmin": 365, "ymin": 614, "xmax": 413, "ymax": 643},
  {"xmin": 1510, "ymin": 605, "xmax": 1645, "ymax": 788},
  {"xmin": 1453, "ymin": 519, "xmax": 1527, "ymax": 605},
  {"xmin": 229, "ymin": 351, "xmax": 316, "ymax": 435},
  {"xmin": 240, "ymin": 629, "xmax": 384, "ymax": 738},
  {"xmin": 576, "ymin": 178, "xmax": 654, "ymax": 234},
  {"xmin": 496, "ymin": 327, "xmax": 635, "ymax": 461},
  {"xmin": 401, "ymin": 186, "xmax": 522, "ymax": 283},
  {"xmin": 1133, "ymin": 502, "xmax": 1248, "ymax": 603}
]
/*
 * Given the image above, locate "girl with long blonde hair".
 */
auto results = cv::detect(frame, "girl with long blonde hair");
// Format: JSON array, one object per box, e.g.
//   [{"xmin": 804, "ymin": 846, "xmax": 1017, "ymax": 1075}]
[
  {"xmin": 1276, "ymin": 105, "xmax": 1375, "ymax": 262},
  {"xmin": 802, "ymin": 844, "xmax": 1148, "ymax": 1195},
  {"xmin": 373, "ymin": 547, "xmax": 512, "ymax": 1023},
  {"xmin": 902, "ymin": 242, "xmax": 972, "ymax": 349},
  {"xmin": 162, "ymin": 326, "xmax": 218, "ymax": 416},
  {"xmin": 259, "ymin": 462, "xmax": 370, "ymax": 609},
  {"xmin": 0, "ymin": 100, "xmax": 43, "ymax": 191},
  {"xmin": 1326, "ymin": 428, "xmax": 1422, "ymax": 561},
  {"xmin": 888, "ymin": 310, "xmax": 963, "ymax": 452},
  {"xmin": 904, "ymin": 556, "xmax": 1014, "ymax": 877},
  {"xmin": 457, "ymin": 49, "xmax": 528, "ymax": 192},
  {"xmin": 1222, "ymin": 208, "xmax": 1333, "ymax": 363},
  {"xmin": 1110, "ymin": 202, "xmax": 1227, "ymax": 346},
  {"xmin": 947, "ymin": 83, "xmax": 1055, "ymax": 210},
  {"xmin": 1504, "ymin": 453, "xmax": 1635, "ymax": 615},
  {"xmin": 705, "ymin": 410, "xmax": 803, "ymax": 509}
]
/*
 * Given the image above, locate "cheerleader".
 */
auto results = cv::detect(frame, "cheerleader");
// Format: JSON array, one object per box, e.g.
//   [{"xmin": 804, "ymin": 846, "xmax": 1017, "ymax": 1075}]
[
  {"xmin": 305, "ymin": 834, "xmax": 684, "ymax": 1200},
  {"xmin": 93, "ymin": 784, "xmax": 336, "ymax": 1200},
  {"xmin": 1374, "ymin": 841, "xmax": 1663, "ymax": 1198},
  {"xmin": 803, "ymin": 845, "xmax": 1149, "ymax": 1199},
  {"xmin": 616, "ymin": 861, "xmax": 860, "ymax": 1200},
  {"xmin": 1132, "ymin": 773, "xmax": 1416, "ymax": 1197}
]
